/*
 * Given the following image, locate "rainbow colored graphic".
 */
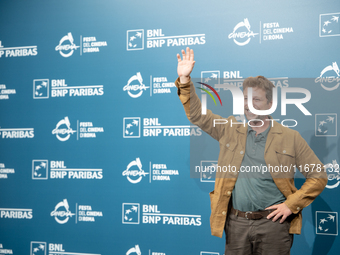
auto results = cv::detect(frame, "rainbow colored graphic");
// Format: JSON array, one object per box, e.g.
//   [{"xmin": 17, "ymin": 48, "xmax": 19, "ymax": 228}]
[{"xmin": 197, "ymin": 82, "xmax": 223, "ymax": 106}]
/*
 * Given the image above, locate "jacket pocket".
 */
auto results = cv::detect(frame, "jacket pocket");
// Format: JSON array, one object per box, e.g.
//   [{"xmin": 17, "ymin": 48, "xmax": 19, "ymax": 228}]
[
  {"xmin": 275, "ymin": 147, "xmax": 295, "ymax": 164},
  {"xmin": 274, "ymin": 147, "xmax": 296, "ymax": 178},
  {"xmin": 222, "ymin": 141, "xmax": 237, "ymax": 163}
]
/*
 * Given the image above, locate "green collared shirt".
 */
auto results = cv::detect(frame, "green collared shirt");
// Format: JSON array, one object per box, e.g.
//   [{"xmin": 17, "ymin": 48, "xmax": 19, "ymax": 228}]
[{"xmin": 232, "ymin": 121, "xmax": 286, "ymax": 211}]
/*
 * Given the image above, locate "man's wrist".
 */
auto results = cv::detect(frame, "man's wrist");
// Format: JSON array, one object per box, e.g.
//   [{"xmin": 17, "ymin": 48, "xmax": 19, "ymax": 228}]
[{"xmin": 179, "ymin": 76, "xmax": 190, "ymax": 84}]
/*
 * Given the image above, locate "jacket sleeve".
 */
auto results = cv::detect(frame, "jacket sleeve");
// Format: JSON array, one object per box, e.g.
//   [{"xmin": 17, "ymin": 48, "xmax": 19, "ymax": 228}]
[
  {"xmin": 284, "ymin": 131, "xmax": 328, "ymax": 214},
  {"xmin": 175, "ymin": 77, "xmax": 228, "ymax": 141}
]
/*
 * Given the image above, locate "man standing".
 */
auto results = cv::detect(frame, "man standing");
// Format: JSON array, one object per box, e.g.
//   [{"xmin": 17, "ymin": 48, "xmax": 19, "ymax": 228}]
[{"xmin": 175, "ymin": 47, "xmax": 327, "ymax": 254}]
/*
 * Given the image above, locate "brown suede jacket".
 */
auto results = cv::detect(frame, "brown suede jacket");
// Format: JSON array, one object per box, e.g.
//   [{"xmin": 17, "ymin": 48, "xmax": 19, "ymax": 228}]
[{"xmin": 175, "ymin": 77, "xmax": 327, "ymax": 238}]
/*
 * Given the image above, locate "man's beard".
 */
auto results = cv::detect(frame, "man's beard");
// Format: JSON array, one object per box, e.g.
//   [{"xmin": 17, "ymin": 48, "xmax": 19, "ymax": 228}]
[{"xmin": 245, "ymin": 109, "xmax": 267, "ymax": 123}]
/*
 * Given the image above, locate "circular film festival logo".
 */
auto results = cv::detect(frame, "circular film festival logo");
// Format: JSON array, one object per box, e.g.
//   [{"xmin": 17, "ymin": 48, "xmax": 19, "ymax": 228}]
[
  {"xmin": 122, "ymin": 158, "xmax": 149, "ymax": 184},
  {"xmin": 52, "ymin": 116, "xmax": 76, "ymax": 141},
  {"xmin": 55, "ymin": 32, "xmax": 80, "ymax": 57},
  {"xmin": 228, "ymin": 18, "xmax": 259, "ymax": 46},
  {"xmin": 123, "ymin": 72, "xmax": 149, "ymax": 98},
  {"xmin": 315, "ymin": 62, "xmax": 340, "ymax": 91},
  {"xmin": 50, "ymin": 199, "xmax": 75, "ymax": 224},
  {"xmin": 325, "ymin": 160, "xmax": 340, "ymax": 189},
  {"xmin": 126, "ymin": 245, "xmax": 141, "ymax": 255}
]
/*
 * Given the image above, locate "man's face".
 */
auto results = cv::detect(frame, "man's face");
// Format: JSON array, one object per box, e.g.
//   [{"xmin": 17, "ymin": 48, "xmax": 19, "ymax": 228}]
[{"xmin": 243, "ymin": 86, "xmax": 272, "ymax": 121}]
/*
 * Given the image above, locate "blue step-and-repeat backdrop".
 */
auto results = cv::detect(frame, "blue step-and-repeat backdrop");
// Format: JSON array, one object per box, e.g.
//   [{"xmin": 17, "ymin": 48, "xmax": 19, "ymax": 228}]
[{"xmin": 0, "ymin": 0, "xmax": 340, "ymax": 254}]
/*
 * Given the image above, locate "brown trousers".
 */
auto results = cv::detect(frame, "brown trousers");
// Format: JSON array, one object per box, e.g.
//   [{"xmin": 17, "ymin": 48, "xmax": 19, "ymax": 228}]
[{"xmin": 225, "ymin": 213, "xmax": 294, "ymax": 255}]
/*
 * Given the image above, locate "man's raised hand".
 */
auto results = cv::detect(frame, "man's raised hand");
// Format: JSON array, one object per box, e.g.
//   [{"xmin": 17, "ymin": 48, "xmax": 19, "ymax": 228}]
[{"xmin": 177, "ymin": 47, "xmax": 195, "ymax": 84}]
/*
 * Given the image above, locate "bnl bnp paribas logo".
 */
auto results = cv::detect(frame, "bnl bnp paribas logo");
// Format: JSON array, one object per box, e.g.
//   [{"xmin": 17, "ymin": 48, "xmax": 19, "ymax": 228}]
[
  {"xmin": 126, "ymin": 28, "xmax": 205, "ymax": 50},
  {"xmin": 199, "ymin": 160, "xmax": 217, "ymax": 183},
  {"xmin": 33, "ymin": 79, "xmax": 104, "ymax": 99},
  {"xmin": 122, "ymin": 203, "xmax": 201, "ymax": 226},
  {"xmin": 319, "ymin": 13, "xmax": 340, "ymax": 37},
  {"xmin": 32, "ymin": 160, "xmax": 103, "ymax": 180},
  {"xmin": 31, "ymin": 242, "xmax": 101, "ymax": 255},
  {"xmin": 31, "ymin": 242, "xmax": 46, "ymax": 255},
  {"xmin": 315, "ymin": 114, "xmax": 337, "ymax": 136},
  {"xmin": 123, "ymin": 117, "xmax": 202, "ymax": 138},
  {"xmin": 55, "ymin": 32, "xmax": 107, "ymax": 57},
  {"xmin": 0, "ymin": 126, "xmax": 34, "ymax": 139},
  {"xmin": 316, "ymin": 211, "xmax": 338, "ymax": 235},
  {"xmin": 0, "ymin": 207, "xmax": 33, "ymax": 219},
  {"xmin": 0, "ymin": 40, "xmax": 38, "ymax": 58}
]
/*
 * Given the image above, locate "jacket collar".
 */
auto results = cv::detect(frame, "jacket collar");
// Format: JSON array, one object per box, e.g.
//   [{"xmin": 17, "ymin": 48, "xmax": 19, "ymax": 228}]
[{"xmin": 269, "ymin": 117, "xmax": 283, "ymax": 134}]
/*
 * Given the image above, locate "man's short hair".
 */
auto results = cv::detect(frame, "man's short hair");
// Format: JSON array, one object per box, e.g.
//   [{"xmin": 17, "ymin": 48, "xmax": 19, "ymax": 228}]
[{"xmin": 243, "ymin": 76, "xmax": 275, "ymax": 103}]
